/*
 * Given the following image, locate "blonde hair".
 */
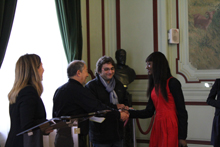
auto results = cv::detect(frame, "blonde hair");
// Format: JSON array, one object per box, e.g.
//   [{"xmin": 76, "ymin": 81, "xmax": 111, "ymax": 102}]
[{"xmin": 8, "ymin": 54, "xmax": 43, "ymax": 104}]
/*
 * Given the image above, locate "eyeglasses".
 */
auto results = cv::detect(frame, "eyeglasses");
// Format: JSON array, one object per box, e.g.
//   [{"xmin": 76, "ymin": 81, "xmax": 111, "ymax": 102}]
[{"xmin": 102, "ymin": 67, "xmax": 115, "ymax": 71}]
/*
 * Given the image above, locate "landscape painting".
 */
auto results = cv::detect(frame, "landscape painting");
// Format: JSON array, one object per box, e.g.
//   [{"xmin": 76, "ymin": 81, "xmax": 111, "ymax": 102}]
[{"xmin": 188, "ymin": 0, "xmax": 220, "ymax": 69}]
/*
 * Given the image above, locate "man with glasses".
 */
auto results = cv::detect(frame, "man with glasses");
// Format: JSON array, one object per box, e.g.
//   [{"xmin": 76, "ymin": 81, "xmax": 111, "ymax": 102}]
[{"xmin": 85, "ymin": 56, "xmax": 129, "ymax": 147}]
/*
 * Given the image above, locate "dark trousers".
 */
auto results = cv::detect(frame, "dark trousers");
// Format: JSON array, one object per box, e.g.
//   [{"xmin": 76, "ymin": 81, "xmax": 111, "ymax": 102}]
[{"xmin": 54, "ymin": 131, "xmax": 88, "ymax": 147}]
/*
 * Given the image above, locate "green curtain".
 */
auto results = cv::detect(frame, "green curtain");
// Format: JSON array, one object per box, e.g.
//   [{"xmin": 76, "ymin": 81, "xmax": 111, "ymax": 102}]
[
  {"xmin": 0, "ymin": 0, "xmax": 17, "ymax": 68},
  {"xmin": 55, "ymin": 0, "xmax": 83, "ymax": 63}
]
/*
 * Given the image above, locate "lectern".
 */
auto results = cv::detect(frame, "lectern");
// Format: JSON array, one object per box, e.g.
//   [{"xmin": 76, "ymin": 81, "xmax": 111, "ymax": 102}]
[{"xmin": 17, "ymin": 110, "xmax": 111, "ymax": 147}]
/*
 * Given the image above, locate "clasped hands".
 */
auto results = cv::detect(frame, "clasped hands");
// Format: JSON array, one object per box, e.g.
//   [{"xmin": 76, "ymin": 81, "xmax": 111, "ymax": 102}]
[{"xmin": 117, "ymin": 104, "xmax": 130, "ymax": 121}]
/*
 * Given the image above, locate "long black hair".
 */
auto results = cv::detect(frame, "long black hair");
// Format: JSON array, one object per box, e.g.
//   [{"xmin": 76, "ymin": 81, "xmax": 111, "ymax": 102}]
[{"xmin": 146, "ymin": 52, "xmax": 172, "ymax": 101}]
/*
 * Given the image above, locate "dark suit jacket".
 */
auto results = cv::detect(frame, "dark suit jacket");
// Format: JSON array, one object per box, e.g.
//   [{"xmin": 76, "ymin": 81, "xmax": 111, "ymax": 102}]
[
  {"xmin": 206, "ymin": 78, "xmax": 220, "ymax": 146},
  {"xmin": 207, "ymin": 78, "xmax": 220, "ymax": 115},
  {"xmin": 5, "ymin": 86, "xmax": 47, "ymax": 147},
  {"xmin": 85, "ymin": 76, "xmax": 128, "ymax": 144},
  {"xmin": 52, "ymin": 79, "xmax": 120, "ymax": 136}
]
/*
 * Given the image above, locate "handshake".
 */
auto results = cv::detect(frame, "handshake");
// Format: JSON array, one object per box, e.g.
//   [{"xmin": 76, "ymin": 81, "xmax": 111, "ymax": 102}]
[{"xmin": 117, "ymin": 104, "xmax": 131, "ymax": 121}]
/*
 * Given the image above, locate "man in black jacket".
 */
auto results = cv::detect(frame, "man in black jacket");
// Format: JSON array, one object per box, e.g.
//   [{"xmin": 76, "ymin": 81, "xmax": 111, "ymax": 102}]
[
  {"xmin": 52, "ymin": 60, "xmax": 129, "ymax": 147},
  {"xmin": 85, "ymin": 56, "xmax": 129, "ymax": 147}
]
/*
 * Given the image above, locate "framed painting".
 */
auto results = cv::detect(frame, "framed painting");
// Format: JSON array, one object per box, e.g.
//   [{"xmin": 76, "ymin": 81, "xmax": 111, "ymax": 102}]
[{"xmin": 177, "ymin": 0, "xmax": 220, "ymax": 82}]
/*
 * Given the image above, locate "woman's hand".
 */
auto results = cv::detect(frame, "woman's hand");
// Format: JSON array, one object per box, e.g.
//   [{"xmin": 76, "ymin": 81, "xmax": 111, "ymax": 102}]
[{"xmin": 179, "ymin": 139, "xmax": 187, "ymax": 147}]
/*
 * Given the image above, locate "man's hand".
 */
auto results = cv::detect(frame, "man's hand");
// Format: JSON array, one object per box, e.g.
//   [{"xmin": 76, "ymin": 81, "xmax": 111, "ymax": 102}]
[
  {"xmin": 179, "ymin": 139, "xmax": 187, "ymax": 147},
  {"xmin": 117, "ymin": 104, "xmax": 129, "ymax": 110},
  {"xmin": 120, "ymin": 111, "xmax": 129, "ymax": 121},
  {"xmin": 117, "ymin": 104, "xmax": 125, "ymax": 109},
  {"xmin": 44, "ymin": 127, "xmax": 54, "ymax": 134},
  {"xmin": 124, "ymin": 106, "xmax": 129, "ymax": 110}
]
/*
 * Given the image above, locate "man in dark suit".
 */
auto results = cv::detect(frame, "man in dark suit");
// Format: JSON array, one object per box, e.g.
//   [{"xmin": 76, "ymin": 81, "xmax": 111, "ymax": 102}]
[
  {"xmin": 52, "ymin": 60, "xmax": 129, "ymax": 147},
  {"xmin": 85, "ymin": 56, "xmax": 129, "ymax": 147}
]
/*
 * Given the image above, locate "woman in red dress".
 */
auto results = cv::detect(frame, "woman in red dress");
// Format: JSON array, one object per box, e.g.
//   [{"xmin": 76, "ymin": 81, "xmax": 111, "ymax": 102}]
[{"xmin": 129, "ymin": 52, "xmax": 188, "ymax": 147}]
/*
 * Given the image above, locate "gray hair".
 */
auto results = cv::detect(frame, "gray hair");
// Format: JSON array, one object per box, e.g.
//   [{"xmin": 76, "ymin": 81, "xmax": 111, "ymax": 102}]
[{"xmin": 67, "ymin": 60, "xmax": 86, "ymax": 78}]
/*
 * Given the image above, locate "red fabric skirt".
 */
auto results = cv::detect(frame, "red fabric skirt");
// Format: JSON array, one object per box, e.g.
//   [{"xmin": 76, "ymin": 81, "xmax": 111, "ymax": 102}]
[{"xmin": 149, "ymin": 112, "xmax": 178, "ymax": 147}]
